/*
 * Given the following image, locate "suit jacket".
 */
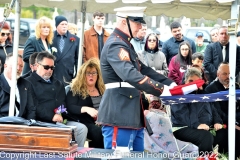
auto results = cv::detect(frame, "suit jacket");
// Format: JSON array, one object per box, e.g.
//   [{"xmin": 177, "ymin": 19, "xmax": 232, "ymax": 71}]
[
  {"xmin": 0, "ymin": 74, "xmax": 36, "ymax": 119},
  {"xmin": 83, "ymin": 26, "xmax": 110, "ymax": 62},
  {"xmin": 204, "ymin": 42, "xmax": 240, "ymax": 82},
  {"xmin": 23, "ymin": 36, "xmax": 50, "ymax": 74},
  {"xmin": 25, "ymin": 72, "xmax": 66, "ymax": 123},
  {"xmin": 51, "ymin": 31, "xmax": 79, "ymax": 86},
  {"xmin": 205, "ymin": 79, "xmax": 240, "ymax": 124}
]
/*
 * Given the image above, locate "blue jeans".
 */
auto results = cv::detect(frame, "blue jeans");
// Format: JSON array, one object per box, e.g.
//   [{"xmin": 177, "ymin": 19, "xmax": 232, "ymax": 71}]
[{"xmin": 102, "ymin": 126, "xmax": 144, "ymax": 151}]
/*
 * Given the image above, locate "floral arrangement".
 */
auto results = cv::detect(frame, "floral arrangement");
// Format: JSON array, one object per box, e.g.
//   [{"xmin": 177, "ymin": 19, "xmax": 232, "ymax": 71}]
[
  {"xmin": 209, "ymin": 124, "xmax": 227, "ymax": 136},
  {"xmin": 70, "ymin": 37, "xmax": 76, "ymax": 42},
  {"xmin": 51, "ymin": 47, "xmax": 57, "ymax": 54},
  {"xmin": 54, "ymin": 105, "xmax": 68, "ymax": 124}
]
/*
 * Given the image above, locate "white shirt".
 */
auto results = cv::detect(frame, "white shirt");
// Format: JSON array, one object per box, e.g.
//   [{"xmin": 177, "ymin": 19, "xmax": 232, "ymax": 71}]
[{"xmin": 4, "ymin": 72, "xmax": 20, "ymax": 116}]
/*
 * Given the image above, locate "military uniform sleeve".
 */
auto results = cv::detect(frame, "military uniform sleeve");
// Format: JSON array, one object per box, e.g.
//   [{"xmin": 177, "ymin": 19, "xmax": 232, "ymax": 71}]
[{"xmin": 106, "ymin": 43, "xmax": 172, "ymax": 96}]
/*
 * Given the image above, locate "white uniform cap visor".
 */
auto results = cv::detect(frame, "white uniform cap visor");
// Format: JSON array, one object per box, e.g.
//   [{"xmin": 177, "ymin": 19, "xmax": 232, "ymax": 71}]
[{"xmin": 114, "ymin": 6, "xmax": 147, "ymax": 24}]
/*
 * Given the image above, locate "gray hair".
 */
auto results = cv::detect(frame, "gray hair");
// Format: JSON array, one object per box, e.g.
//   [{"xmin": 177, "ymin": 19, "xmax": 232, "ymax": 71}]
[{"xmin": 185, "ymin": 68, "xmax": 202, "ymax": 83}]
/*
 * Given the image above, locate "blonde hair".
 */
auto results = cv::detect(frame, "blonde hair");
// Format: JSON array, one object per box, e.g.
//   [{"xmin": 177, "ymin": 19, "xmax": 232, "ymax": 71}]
[
  {"xmin": 68, "ymin": 23, "xmax": 78, "ymax": 35},
  {"xmin": 70, "ymin": 58, "xmax": 105, "ymax": 99},
  {"xmin": 35, "ymin": 16, "xmax": 54, "ymax": 44}
]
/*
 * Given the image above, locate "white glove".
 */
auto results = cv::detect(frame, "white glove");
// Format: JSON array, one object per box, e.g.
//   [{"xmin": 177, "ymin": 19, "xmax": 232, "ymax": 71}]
[
  {"xmin": 160, "ymin": 85, "xmax": 172, "ymax": 96},
  {"xmin": 169, "ymin": 82, "xmax": 177, "ymax": 89}
]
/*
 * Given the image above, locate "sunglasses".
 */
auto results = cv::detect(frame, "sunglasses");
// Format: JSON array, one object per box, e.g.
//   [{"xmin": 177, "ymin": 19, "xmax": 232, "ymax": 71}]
[
  {"xmin": 38, "ymin": 63, "xmax": 55, "ymax": 70},
  {"xmin": 148, "ymin": 39, "xmax": 157, "ymax": 42},
  {"xmin": 1, "ymin": 32, "xmax": 10, "ymax": 37}
]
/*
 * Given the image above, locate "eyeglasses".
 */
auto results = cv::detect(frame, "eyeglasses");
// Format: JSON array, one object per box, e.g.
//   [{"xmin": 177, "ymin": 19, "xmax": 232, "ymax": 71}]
[
  {"xmin": 148, "ymin": 39, "xmax": 157, "ymax": 42},
  {"xmin": 86, "ymin": 72, "xmax": 98, "ymax": 76},
  {"xmin": 38, "ymin": 63, "xmax": 55, "ymax": 70},
  {"xmin": 1, "ymin": 32, "xmax": 10, "ymax": 37},
  {"xmin": 181, "ymin": 48, "xmax": 189, "ymax": 51}
]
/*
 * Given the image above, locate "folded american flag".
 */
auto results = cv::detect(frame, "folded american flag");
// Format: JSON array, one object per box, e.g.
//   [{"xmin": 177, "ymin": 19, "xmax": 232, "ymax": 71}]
[{"xmin": 160, "ymin": 89, "xmax": 240, "ymax": 105}]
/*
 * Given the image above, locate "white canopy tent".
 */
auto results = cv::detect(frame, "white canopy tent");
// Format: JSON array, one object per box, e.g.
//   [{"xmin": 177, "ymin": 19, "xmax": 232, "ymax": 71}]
[
  {"xmin": 1, "ymin": 0, "xmax": 239, "ymax": 159},
  {"xmin": 0, "ymin": 0, "xmax": 233, "ymax": 20}
]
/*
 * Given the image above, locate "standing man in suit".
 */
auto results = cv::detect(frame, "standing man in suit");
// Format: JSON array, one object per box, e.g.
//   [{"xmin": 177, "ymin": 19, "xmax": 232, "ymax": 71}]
[
  {"xmin": 204, "ymin": 26, "xmax": 240, "ymax": 83},
  {"xmin": 51, "ymin": 16, "xmax": 79, "ymax": 86},
  {"xmin": 83, "ymin": 11, "xmax": 110, "ymax": 62},
  {"xmin": 0, "ymin": 53, "xmax": 36, "ymax": 119}
]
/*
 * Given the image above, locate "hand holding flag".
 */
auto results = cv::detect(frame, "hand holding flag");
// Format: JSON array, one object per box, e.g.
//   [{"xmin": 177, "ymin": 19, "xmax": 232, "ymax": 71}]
[{"xmin": 161, "ymin": 79, "xmax": 205, "ymax": 96}]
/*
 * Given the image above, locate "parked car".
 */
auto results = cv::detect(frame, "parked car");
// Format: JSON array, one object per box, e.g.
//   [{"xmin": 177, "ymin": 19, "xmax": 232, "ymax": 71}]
[
  {"xmin": 5, "ymin": 18, "xmax": 37, "ymax": 48},
  {"xmin": 183, "ymin": 27, "xmax": 213, "ymax": 44}
]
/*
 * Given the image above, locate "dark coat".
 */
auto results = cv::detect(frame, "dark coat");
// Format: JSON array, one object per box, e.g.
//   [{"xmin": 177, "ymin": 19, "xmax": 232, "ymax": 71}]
[
  {"xmin": 205, "ymin": 79, "xmax": 240, "ymax": 123},
  {"xmin": 51, "ymin": 31, "xmax": 79, "ymax": 86},
  {"xmin": 25, "ymin": 72, "xmax": 66, "ymax": 123},
  {"xmin": 0, "ymin": 40, "xmax": 13, "ymax": 73},
  {"xmin": 66, "ymin": 90, "xmax": 96, "ymax": 124},
  {"xmin": 97, "ymin": 28, "xmax": 174, "ymax": 129},
  {"xmin": 204, "ymin": 42, "xmax": 240, "ymax": 82},
  {"xmin": 0, "ymin": 74, "xmax": 36, "ymax": 119},
  {"xmin": 23, "ymin": 36, "xmax": 50, "ymax": 74},
  {"xmin": 171, "ymin": 101, "xmax": 222, "ymax": 128}
]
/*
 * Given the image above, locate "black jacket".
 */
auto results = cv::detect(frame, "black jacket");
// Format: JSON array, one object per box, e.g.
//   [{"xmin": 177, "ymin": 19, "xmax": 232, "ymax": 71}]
[
  {"xmin": 51, "ymin": 31, "xmax": 79, "ymax": 86},
  {"xmin": 171, "ymin": 101, "xmax": 222, "ymax": 128},
  {"xmin": 0, "ymin": 74, "xmax": 36, "ymax": 119},
  {"xmin": 23, "ymin": 36, "xmax": 50, "ymax": 74},
  {"xmin": 25, "ymin": 72, "xmax": 66, "ymax": 123},
  {"xmin": 205, "ymin": 79, "xmax": 240, "ymax": 123},
  {"xmin": 66, "ymin": 90, "xmax": 97, "ymax": 124},
  {"xmin": 0, "ymin": 40, "xmax": 13, "ymax": 73},
  {"xmin": 204, "ymin": 42, "xmax": 240, "ymax": 82}
]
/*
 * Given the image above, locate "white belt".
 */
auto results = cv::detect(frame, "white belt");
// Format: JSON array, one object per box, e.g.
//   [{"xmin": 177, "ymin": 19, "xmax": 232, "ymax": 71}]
[{"xmin": 105, "ymin": 82, "xmax": 134, "ymax": 89}]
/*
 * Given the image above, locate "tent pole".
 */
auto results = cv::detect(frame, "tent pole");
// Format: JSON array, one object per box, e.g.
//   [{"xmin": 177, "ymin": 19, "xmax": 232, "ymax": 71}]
[
  {"xmin": 228, "ymin": 0, "xmax": 240, "ymax": 159},
  {"xmin": 9, "ymin": 0, "xmax": 21, "ymax": 116},
  {"xmin": 77, "ymin": 1, "xmax": 86, "ymax": 72}
]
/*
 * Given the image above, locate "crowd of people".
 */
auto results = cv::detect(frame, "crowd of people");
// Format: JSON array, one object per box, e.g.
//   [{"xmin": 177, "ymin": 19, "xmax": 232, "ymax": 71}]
[{"xmin": 0, "ymin": 5, "xmax": 240, "ymax": 159}]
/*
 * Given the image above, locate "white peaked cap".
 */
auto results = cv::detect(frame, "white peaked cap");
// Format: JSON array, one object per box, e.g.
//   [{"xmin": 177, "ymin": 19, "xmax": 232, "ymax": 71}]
[{"xmin": 114, "ymin": 6, "xmax": 146, "ymax": 18}]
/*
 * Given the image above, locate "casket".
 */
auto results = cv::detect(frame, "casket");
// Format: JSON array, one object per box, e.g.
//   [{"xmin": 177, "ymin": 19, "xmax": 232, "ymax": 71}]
[{"xmin": 0, "ymin": 124, "xmax": 77, "ymax": 153}]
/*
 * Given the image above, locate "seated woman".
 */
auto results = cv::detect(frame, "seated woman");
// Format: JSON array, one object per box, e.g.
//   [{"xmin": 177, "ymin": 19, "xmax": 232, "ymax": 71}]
[
  {"xmin": 171, "ymin": 68, "xmax": 228, "ymax": 157},
  {"xmin": 168, "ymin": 41, "xmax": 192, "ymax": 85},
  {"xmin": 137, "ymin": 33, "xmax": 168, "ymax": 77},
  {"xmin": 144, "ymin": 95, "xmax": 198, "ymax": 157},
  {"xmin": 66, "ymin": 58, "xmax": 105, "ymax": 148}
]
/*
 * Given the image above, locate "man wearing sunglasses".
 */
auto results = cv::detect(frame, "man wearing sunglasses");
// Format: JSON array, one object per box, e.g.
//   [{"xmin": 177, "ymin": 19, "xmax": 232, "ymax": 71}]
[{"xmin": 25, "ymin": 51, "xmax": 88, "ymax": 147}]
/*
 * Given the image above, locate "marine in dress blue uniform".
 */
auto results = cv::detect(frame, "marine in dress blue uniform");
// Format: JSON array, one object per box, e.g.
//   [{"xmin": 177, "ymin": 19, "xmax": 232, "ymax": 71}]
[{"xmin": 96, "ymin": 6, "xmax": 175, "ymax": 151}]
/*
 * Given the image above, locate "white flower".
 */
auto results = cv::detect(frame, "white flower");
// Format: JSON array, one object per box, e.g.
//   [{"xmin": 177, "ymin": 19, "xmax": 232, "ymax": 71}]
[{"xmin": 51, "ymin": 47, "xmax": 57, "ymax": 54}]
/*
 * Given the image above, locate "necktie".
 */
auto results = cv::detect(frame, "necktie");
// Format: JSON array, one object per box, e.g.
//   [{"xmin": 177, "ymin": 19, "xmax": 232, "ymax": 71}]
[
  {"xmin": 59, "ymin": 36, "xmax": 65, "ymax": 53},
  {"xmin": 222, "ymin": 46, "xmax": 226, "ymax": 62}
]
